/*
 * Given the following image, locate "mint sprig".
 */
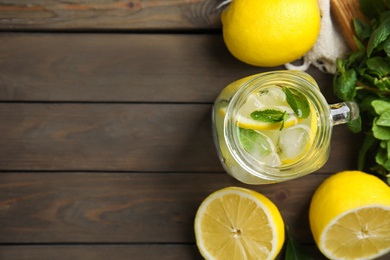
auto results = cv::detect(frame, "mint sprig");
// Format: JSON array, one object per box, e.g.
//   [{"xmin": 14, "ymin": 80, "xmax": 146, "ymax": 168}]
[
  {"xmin": 250, "ymin": 109, "xmax": 288, "ymax": 130},
  {"xmin": 283, "ymin": 87, "xmax": 310, "ymax": 119},
  {"xmin": 333, "ymin": 0, "xmax": 390, "ymax": 184}
]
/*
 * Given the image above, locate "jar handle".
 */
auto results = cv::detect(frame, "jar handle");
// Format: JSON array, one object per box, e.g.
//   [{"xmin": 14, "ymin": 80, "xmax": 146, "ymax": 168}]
[{"xmin": 329, "ymin": 101, "xmax": 359, "ymax": 126}]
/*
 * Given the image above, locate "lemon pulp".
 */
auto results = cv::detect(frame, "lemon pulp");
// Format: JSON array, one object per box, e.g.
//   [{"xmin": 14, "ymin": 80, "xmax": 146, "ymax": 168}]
[
  {"xmin": 310, "ymin": 171, "xmax": 390, "ymax": 259},
  {"xmin": 194, "ymin": 187, "xmax": 285, "ymax": 260}
]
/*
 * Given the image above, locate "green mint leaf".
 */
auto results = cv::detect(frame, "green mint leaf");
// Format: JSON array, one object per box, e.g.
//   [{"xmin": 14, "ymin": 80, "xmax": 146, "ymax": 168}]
[
  {"xmin": 372, "ymin": 100, "xmax": 390, "ymax": 114},
  {"xmin": 250, "ymin": 109, "xmax": 285, "ymax": 123},
  {"xmin": 367, "ymin": 18, "xmax": 390, "ymax": 57},
  {"xmin": 347, "ymin": 115, "xmax": 362, "ymax": 133},
  {"xmin": 384, "ymin": 36, "xmax": 390, "ymax": 56},
  {"xmin": 366, "ymin": 56, "xmax": 390, "ymax": 76},
  {"xmin": 336, "ymin": 58, "xmax": 346, "ymax": 73},
  {"xmin": 373, "ymin": 117, "xmax": 390, "ymax": 140},
  {"xmin": 333, "ymin": 69, "xmax": 357, "ymax": 101},
  {"xmin": 380, "ymin": 140, "xmax": 388, "ymax": 149},
  {"xmin": 374, "ymin": 76, "xmax": 390, "ymax": 91},
  {"xmin": 358, "ymin": 0, "xmax": 387, "ymax": 20},
  {"xmin": 239, "ymin": 128, "xmax": 272, "ymax": 157},
  {"xmin": 353, "ymin": 18, "xmax": 372, "ymax": 41},
  {"xmin": 280, "ymin": 110, "xmax": 289, "ymax": 131},
  {"xmin": 377, "ymin": 110, "xmax": 390, "ymax": 126},
  {"xmin": 375, "ymin": 146, "xmax": 390, "ymax": 171},
  {"xmin": 380, "ymin": 10, "xmax": 390, "ymax": 23},
  {"xmin": 285, "ymin": 226, "xmax": 313, "ymax": 260},
  {"xmin": 358, "ymin": 134, "xmax": 377, "ymax": 170},
  {"xmin": 360, "ymin": 95, "xmax": 378, "ymax": 114},
  {"xmin": 283, "ymin": 87, "xmax": 310, "ymax": 119},
  {"xmin": 387, "ymin": 140, "xmax": 390, "ymax": 159}
]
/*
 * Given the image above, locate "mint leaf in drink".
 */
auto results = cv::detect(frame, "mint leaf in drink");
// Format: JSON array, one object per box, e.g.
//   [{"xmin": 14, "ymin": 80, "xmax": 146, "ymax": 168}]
[
  {"xmin": 250, "ymin": 109, "xmax": 288, "ymax": 130},
  {"xmin": 250, "ymin": 109, "xmax": 285, "ymax": 122},
  {"xmin": 283, "ymin": 87, "xmax": 310, "ymax": 119},
  {"xmin": 239, "ymin": 128, "xmax": 272, "ymax": 158}
]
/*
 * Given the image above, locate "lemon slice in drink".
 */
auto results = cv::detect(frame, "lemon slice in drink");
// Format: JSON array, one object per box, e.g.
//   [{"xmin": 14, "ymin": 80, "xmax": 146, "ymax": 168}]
[
  {"xmin": 310, "ymin": 171, "xmax": 390, "ymax": 260},
  {"xmin": 237, "ymin": 105, "xmax": 299, "ymax": 131},
  {"xmin": 194, "ymin": 187, "xmax": 285, "ymax": 260}
]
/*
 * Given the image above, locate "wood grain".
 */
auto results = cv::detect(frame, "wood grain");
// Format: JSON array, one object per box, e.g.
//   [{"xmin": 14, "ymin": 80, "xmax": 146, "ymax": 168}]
[
  {"xmin": 0, "ymin": 172, "xmax": 327, "ymax": 243},
  {"xmin": 0, "ymin": 103, "xmax": 360, "ymax": 172},
  {"xmin": 0, "ymin": 0, "xmax": 385, "ymax": 258},
  {"xmin": 0, "ymin": 245, "xmax": 203, "ymax": 260},
  {"xmin": 0, "ymin": 245, "xmax": 329, "ymax": 260},
  {"xmin": 0, "ymin": 0, "xmax": 221, "ymax": 30},
  {"xmin": 0, "ymin": 33, "xmax": 335, "ymax": 103}
]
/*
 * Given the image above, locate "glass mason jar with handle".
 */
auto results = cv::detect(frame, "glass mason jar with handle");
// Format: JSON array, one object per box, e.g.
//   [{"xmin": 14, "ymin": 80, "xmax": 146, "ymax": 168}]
[{"xmin": 212, "ymin": 70, "xmax": 359, "ymax": 184}]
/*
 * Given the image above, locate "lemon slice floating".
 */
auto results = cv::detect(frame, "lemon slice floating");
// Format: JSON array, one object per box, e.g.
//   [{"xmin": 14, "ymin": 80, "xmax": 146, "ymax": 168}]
[
  {"xmin": 310, "ymin": 171, "xmax": 390, "ymax": 260},
  {"xmin": 194, "ymin": 187, "xmax": 285, "ymax": 260},
  {"xmin": 235, "ymin": 89, "xmax": 300, "ymax": 131}
]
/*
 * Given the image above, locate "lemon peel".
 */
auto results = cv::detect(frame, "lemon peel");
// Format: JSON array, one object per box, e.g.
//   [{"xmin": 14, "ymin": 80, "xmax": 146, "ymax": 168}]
[
  {"xmin": 220, "ymin": 0, "xmax": 321, "ymax": 67},
  {"xmin": 309, "ymin": 171, "xmax": 390, "ymax": 259},
  {"xmin": 195, "ymin": 187, "xmax": 285, "ymax": 260}
]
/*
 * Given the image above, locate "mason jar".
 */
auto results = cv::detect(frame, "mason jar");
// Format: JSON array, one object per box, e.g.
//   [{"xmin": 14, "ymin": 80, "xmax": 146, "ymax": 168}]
[{"xmin": 212, "ymin": 70, "xmax": 359, "ymax": 184}]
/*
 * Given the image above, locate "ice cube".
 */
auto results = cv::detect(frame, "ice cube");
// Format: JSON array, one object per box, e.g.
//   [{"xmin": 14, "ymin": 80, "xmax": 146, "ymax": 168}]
[{"xmin": 279, "ymin": 124, "xmax": 311, "ymax": 162}]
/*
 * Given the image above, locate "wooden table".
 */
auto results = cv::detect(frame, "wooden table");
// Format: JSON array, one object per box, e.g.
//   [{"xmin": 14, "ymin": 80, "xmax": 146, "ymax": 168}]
[{"xmin": 0, "ymin": 1, "xmax": 367, "ymax": 259}]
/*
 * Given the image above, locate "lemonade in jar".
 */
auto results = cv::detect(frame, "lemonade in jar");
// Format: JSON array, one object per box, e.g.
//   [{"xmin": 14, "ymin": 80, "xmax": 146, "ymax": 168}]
[{"xmin": 212, "ymin": 71, "xmax": 359, "ymax": 184}]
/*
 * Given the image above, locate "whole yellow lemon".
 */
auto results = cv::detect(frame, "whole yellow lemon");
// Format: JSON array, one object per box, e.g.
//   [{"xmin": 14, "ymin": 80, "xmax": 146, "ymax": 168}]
[
  {"xmin": 221, "ymin": 0, "xmax": 321, "ymax": 67},
  {"xmin": 309, "ymin": 171, "xmax": 390, "ymax": 259}
]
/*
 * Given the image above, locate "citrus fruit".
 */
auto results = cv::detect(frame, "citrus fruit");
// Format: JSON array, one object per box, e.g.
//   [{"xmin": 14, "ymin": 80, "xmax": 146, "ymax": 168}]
[
  {"xmin": 221, "ymin": 0, "xmax": 321, "ymax": 67},
  {"xmin": 235, "ymin": 88, "xmax": 300, "ymax": 131},
  {"xmin": 309, "ymin": 171, "xmax": 390, "ymax": 259},
  {"xmin": 194, "ymin": 187, "xmax": 285, "ymax": 259},
  {"xmin": 229, "ymin": 85, "xmax": 318, "ymax": 167}
]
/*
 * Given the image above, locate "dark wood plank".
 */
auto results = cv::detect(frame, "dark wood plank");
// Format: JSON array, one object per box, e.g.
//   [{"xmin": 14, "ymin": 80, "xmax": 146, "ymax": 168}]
[
  {"xmin": 0, "ymin": 0, "xmax": 221, "ymax": 30},
  {"xmin": 0, "ymin": 245, "xmax": 203, "ymax": 260},
  {"xmin": 0, "ymin": 244, "xmax": 329, "ymax": 260},
  {"xmin": 0, "ymin": 103, "xmax": 219, "ymax": 171},
  {"xmin": 0, "ymin": 103, "xmax": 360, "ymax": 172},
  {"xmin": 0, "ymin": 33, "xmax": 335, "ymax": 103},
  {"xmin": 0, "ymin": 172, "xmax": 327, "ymax": 243}
]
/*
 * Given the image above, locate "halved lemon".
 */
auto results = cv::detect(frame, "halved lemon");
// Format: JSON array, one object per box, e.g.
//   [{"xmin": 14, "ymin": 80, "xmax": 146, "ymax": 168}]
[
  {"xmin": 310, "ymin": 171, "xmax": 390, "ymax": 259},
  {"xmin": 194, "ymin": 187, "xmax": 285, "ymax": 260}
]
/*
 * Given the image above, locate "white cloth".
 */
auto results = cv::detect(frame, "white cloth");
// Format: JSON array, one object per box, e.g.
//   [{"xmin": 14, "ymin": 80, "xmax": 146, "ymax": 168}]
[{"xmin": 285, "ymin": 0, "xmax": 349, "ymax": 74}]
